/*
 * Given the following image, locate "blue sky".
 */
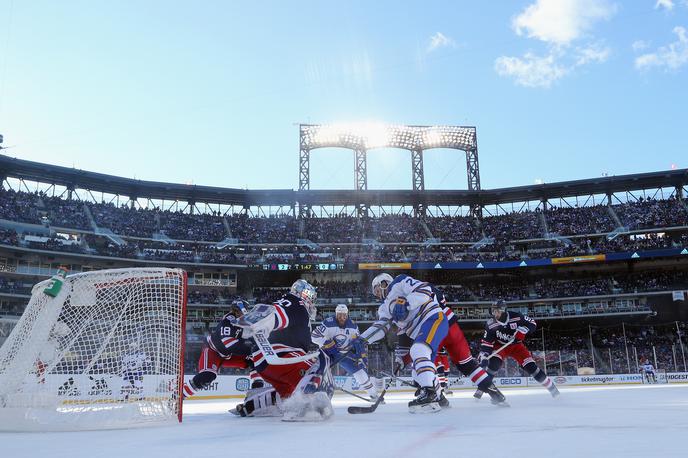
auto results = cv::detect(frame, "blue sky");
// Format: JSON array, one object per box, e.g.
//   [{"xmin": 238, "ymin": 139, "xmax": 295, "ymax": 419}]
[{"xmin": 0, "ymin": 0, "xmax": 686, "ymax": 192}]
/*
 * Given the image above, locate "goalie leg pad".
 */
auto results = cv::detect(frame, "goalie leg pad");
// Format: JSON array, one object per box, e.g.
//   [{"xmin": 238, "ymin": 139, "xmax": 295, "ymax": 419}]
[
  {"xmin": 233, "ymin": 386, "xmax": 282, "ymax": 417},
  {"xmin": 281, "ymin": 351, "xmax": 334, "ymax": 421},
  {"xmin": 282, "ymin": 391, "xmax": 333, "ymax": 422}
]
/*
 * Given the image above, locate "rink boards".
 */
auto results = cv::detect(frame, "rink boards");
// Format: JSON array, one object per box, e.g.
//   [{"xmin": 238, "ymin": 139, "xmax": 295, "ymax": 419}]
[{"xmin": 183, "ymin": 371, "xmax": 688, "ymax": 400}]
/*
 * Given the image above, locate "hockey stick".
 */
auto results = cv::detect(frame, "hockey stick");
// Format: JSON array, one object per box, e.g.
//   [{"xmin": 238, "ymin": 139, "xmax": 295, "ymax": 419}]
[
  {"xmin": 380, "ymin": 370, "xmax": 416, "ymax": 389},
  {"xmin": 336, "ymin": 386, "xmax": 374, "ymax": 403},
  {"xmin": 347, "ymin": 367, "xmax": 399, "ymax": 415},
  {"xmin": 253, "ymin": 330, "xmax": 320, "ymax": 366},
  {"xmin": 488, "ymin": 337, "xmax": 516, "ymax": 358}
]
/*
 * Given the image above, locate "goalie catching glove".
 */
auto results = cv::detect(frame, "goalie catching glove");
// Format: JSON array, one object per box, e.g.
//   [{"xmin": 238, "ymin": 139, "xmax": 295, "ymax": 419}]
[{"xmin": 235, "ymin": 304, "xmax": 276, "ymax": 338}]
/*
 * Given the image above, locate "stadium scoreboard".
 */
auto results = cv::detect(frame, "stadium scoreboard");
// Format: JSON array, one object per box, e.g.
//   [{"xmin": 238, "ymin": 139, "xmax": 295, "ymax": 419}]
[{"xmin": 248, "ymin": 263, "xmax": 347, "ymax": 271}]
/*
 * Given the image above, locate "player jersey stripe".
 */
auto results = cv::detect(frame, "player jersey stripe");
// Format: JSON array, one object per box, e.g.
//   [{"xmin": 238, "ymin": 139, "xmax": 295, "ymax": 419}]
[
  {"xmin": 251, "ymin": 344, "xmax": 305, "ymax": 366},
  {"xmin": 222, "ymin": 337, "xmax": 238, "ymax": 346},
  {"xmin": 274, "ymin": 304, "xmax": 289, "ymax": 330},
  {"xmin": 424, "ymin": 313, "xmax": 445, "ymax": 345}
]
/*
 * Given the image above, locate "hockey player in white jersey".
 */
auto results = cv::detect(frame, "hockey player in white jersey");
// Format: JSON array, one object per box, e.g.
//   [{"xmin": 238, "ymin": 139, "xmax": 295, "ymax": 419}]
[
  {"xmin": 360, "ymin": 273, "xmax": 449, "ymax": 413},
  {"xmin": 640, "ymin": 359, "xmax": 657, "ymax": 384},
  {"xmin": 121, "ymin": 343, "xmax": 151, "ymax": 400},
  {"xmin": 311, "ymin": 304, "xmax": 379, "ymax": 401}
]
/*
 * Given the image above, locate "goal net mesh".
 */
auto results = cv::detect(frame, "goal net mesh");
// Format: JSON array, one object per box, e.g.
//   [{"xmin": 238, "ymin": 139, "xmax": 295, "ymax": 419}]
[{"xmin": 0, "ymin": 267, "xmax": 187, "ymax": 431}]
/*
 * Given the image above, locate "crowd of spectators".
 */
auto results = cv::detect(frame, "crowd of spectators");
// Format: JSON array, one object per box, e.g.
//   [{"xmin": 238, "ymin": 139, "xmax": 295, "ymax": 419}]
[
  {"xmin": 425, "ymin": 215, "xmax": 481, "ymax": 241},
  {"xmin": 0, "ymin": 277, "xmax": 30, "ymax": 295},
  {"xmin": 0, "ymin": 229, "xmax": 18, "ymax": 245},
  {"xmin": 43, "ymin": 196, "xmax": 92, "ymax": 230},
  {"xmin": 615, "ymin": 197, "xmax": 688, "ymax": 230},
  {"xmin": 88, "ymin": 202, "xmax": 158, "ymax": 238},
  {"xmin": 1, "ymin": 189, "xmax": 687, "ymax": 266},
  {"xmin": 0, "ymin": 189, "xmax": 42, "ymax": 224},
  {"xmin": 160, "ymin": 211, "xmax": 226, "ymax": 241},
  {"xmin": 480, "ymin": 210, "xmax": 543, "ymax": 242},
  {"xmin": 244, "ymin": 271, "xmax": 688, "ymax": 303},
  {"xmin": 545, "ymin": 204, "xmax": 616, "ymax": 235},
  {"xmin": 227, "ymin": 214, "xmax": 298, "ymax": 243},
  {"xmin": 187, "ymin": 288, "xmax": 237, "ymax": 305}
]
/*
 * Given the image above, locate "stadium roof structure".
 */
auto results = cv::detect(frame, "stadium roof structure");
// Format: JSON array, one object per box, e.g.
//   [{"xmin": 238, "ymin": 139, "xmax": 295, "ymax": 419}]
[{"xmin": 1, "ymin": 153, "xmax": 687, "ymax": 210}]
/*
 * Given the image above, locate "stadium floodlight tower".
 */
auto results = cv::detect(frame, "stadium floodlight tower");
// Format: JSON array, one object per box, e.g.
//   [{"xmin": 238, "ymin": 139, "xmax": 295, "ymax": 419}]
[{"xmin": 299, "ymin": 123, "xmax": 480, "ymax": 217}]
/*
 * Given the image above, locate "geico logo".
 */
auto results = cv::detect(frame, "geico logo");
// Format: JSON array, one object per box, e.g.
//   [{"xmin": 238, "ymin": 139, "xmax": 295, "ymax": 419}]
[{"xmin": 499, "ymin": 378, "xmax": 522, "ymax": 385}]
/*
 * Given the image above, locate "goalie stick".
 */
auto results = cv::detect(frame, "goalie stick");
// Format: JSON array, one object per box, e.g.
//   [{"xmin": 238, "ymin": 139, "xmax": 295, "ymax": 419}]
[{"xmin": 252, "ymin": 330, "xmax": 320, "ymax": 366}]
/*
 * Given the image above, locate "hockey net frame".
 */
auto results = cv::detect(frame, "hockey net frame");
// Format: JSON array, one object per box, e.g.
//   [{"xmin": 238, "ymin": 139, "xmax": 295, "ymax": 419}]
[
  {"xmin": 0, "ymin": 267, "xmax": 188, "ymax": 431},
  {"xmin": 641, "ymin": 368, "xmax": 669, "ymax": 384}
]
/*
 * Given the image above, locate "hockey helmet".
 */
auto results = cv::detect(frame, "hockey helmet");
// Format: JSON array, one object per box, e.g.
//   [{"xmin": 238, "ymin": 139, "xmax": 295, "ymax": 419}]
[{"xmin": 372, "ymin": 273, "xmax": 394, "ymax": 300}]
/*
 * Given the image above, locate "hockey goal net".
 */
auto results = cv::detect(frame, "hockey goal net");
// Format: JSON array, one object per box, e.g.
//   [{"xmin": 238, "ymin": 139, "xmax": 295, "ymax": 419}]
[
  {"xmin": 641, "ymin": 368, "xmax": 669, "ymax": 384},
  {"xmin": 0, "ymin": 267, "xmax": 187, "ymax": 431}
]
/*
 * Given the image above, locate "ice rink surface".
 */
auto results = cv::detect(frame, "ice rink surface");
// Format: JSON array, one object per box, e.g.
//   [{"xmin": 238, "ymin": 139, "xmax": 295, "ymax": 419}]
[{"xmin": 3, "ymin": 384, "xmax": 688, "ymax": 458}]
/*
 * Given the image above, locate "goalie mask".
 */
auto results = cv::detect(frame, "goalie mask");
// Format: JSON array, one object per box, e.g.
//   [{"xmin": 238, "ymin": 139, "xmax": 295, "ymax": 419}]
[{"xmin": 290, "ymin": 279, "xmax": 318, "ymax": 320}]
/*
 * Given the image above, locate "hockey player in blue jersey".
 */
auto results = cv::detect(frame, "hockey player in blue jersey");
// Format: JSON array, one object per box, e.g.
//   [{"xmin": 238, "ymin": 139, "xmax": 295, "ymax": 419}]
[
  {"xmin": 361, "ymin": 273, "xmax": 449, "ymax": 413},
  {"xmin": 311, "ymin": 304, "xmax": 379, "ymax": 401}
]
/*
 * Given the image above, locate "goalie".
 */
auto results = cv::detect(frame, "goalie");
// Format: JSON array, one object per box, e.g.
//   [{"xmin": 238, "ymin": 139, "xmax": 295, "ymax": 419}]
[
  {"xmin": 640, "ymin": 359, "xmax": 657, "ymax": 384},
  {"xmin": 232, "ymin": 279, "xmax": 335, "ymax": 421}
]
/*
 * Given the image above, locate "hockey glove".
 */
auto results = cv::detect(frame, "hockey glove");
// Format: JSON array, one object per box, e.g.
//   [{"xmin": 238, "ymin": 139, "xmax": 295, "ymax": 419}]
[
  {"xmin": 391, "ymin": 297, "xmax": 409, "ymax": 321},
  {"xmin": 394, "ymin": 347, "xmax": 411, "ymax": 373},
  {"xmin": 478, "ymin": 352, "xmax": 490, "ymax": 366},
  {"xmin": 349, "ymin": 336, "xmax": 367, "ymax": 359},
  {"xmin": 321, "ymin": 340, "xmax": 340, "ymax": 359},
  {"xmin": 303, "ymin": 375, "xmax": 322, "ymax": 394},
  {"xmin": 513, "ymin": 327, "xmax": 528, "ymax": 343}
]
